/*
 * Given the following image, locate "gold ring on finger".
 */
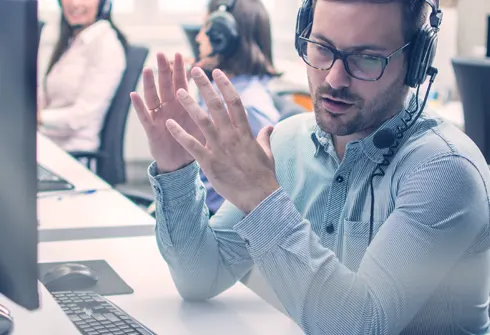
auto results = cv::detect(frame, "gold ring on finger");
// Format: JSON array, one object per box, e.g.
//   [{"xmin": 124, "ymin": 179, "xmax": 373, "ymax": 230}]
[{"xmin": 149, "ymin": 102, "xmax": 162, "ymax": 113}]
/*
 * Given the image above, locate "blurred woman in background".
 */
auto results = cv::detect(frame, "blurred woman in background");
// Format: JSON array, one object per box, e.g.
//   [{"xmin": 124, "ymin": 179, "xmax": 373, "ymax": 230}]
[
  {"xmin": 38, "ymin": 0, "xmax": 127, "ymax": 152},
  {"xmin": 192, "ymin": 0, "xmax": 282, "ymax": 215}
]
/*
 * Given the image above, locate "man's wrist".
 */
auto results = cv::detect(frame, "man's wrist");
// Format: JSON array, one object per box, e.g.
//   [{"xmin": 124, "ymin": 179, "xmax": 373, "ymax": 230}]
[
  {"xmin": 239, "ymin": 181, "xmax": 280, "ymax": 215},
  {"xmin": 155, "ymin": 159, "xmax": 195, "ymax": 175}
]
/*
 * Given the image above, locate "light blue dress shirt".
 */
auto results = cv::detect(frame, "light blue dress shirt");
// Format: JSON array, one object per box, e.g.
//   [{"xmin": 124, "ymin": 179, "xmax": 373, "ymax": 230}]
[
  {"xmin": 198, "ymin": 74, "xmax": 280, "ymax": 214},
  {"xmin": 148, "ymin": 94, "xmax": 490, "ymax": 335}
]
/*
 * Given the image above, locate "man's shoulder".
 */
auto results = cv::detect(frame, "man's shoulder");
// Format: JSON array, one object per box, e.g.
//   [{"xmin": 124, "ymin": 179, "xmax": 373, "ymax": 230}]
[{"xmin": 394, "ymin": 116, "xmax": 490, "ymax": 183}]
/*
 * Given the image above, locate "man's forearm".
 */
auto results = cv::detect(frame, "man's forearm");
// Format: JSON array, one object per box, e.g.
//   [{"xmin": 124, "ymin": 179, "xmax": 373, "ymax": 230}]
[
  {"xmin": 233, "ymin": 188, "xmax": 479, "ymax": 335},
  {"xmin": 149, "ymin": 161, "xmax": 245, "ymax": 300}
]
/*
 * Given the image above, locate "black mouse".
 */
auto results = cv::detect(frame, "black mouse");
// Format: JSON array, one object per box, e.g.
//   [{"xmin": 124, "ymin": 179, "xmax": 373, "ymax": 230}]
[
  {"xmin": 42, "ymin": 263, "xmax": 99, "ymax": 292},
  {"xmin": 0, "ymin": 304, "xmax": 12, "ymax": 335}
]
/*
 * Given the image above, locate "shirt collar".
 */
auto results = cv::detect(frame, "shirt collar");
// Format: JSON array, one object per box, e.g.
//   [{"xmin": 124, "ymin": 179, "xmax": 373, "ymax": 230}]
[{"xmin": 311, "ymin": 93, "xmax": 419, "ymax": 163}]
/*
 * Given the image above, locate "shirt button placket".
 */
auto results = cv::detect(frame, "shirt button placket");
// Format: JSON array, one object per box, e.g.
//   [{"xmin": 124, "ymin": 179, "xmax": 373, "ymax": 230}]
[{"xmin": 323, "ymin": 170, "xmax": 349, "ymax": 257}]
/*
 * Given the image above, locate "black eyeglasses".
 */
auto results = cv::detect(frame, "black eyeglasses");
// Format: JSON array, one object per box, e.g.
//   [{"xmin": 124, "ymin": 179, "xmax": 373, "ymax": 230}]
[{"xmin": 298, "ymin": 36, "xmax": 411, "ymax": 81}]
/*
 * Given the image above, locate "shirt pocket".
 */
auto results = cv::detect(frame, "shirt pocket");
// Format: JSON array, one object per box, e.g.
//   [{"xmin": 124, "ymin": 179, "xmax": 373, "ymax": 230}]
[{"xmin": 342, "ymin": 219, "xmax": 383, "ymax": 270}]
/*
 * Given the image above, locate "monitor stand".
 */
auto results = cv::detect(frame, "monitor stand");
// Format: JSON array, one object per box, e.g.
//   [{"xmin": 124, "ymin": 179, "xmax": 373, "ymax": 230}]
[{"xmin": 0, "ymin": 282, "xmax": 79, "ymax": 334}]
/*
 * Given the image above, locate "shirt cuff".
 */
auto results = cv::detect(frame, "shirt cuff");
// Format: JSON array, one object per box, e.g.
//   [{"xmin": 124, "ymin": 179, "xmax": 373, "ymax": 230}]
[
  {"xmin": 148, "ymin": 160, "xmax": 201, "ymax": 202},
  {"xmin": 233, "ymin": 188, "xmax": 304, "ymax": 258}
]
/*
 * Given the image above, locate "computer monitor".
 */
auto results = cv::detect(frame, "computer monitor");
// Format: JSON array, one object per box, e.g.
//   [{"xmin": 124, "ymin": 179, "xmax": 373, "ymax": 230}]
[
  {"xmin": 181, "ymin": 23, "xmax": 202, "ymax": 60},
  {"xmin": 0, "ymin": 0, "xmax": 40, "ymax": 311},
  {"xmin": 486, "ymin": 15, "xmax": 490, "ymax": 58}
]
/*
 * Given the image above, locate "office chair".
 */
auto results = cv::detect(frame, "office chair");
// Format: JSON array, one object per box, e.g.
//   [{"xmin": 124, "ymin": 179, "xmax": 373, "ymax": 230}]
[
  {"xmin": 271, "ymin": 93, "xmax": 308, "ymax": 121},
  {"xmin": 38, "ymin": 21, "xmax": 45, "ymax": 41},
  {"xmin": 452, "ymin": 57, "xmax": 490, "ymax": 163},
  {"xmin": 70, "ymin": 45, "xmax": 149, "ymax": 186},
  {"xmin": 274, "ymin": 89, "xmax": 313, "ymax": 112}
]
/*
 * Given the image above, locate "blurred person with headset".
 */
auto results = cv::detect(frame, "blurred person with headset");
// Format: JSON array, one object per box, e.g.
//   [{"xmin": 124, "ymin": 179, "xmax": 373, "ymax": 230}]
[
  {"xmin": 38, "ymin": 0, "xmax": 127, "ymax": 152},
  {"xmin": 133, "ymin": 0, "xmax": 490, "ymax": 333},
  {"xmin": 152, "ymin": 0, "xmax": 281, "ymax": 215}
]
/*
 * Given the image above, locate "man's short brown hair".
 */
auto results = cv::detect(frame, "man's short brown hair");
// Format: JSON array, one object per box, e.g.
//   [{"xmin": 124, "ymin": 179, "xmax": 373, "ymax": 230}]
[{"xmin": 311, "ymin": 0, "xmax": 429, "ymax": 42}]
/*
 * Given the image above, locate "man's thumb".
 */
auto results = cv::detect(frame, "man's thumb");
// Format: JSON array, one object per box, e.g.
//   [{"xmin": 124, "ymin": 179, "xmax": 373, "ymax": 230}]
[{"xmin": 257, "ymin": 126, "xmax": 274, "ymax": 159}]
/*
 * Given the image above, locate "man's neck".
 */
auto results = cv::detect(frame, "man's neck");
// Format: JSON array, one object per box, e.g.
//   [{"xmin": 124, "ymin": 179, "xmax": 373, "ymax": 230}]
[
  {"xmin": 332, "ymin": 102, "xmax": 407, "ymax": 160},
  {"xmin": 332, "ymin": 130, "xmax": 373, "ymax": 161}
]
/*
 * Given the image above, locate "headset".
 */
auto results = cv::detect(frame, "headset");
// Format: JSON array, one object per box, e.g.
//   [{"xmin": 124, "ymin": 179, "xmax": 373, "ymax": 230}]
[
  {"xmin": 294, "ymin": 0, "xmax": 443, "ymax": 244},
  {"xmin": 205, "ymin": 0, "xmax": 240, "ymax": 57},
  {"xmin": 57, "ymin": 0, "xmax": 112, "ymax": 21},
  {"xmin": 295, "ymin": 0, "xmax": 442, "ymax": 88}
]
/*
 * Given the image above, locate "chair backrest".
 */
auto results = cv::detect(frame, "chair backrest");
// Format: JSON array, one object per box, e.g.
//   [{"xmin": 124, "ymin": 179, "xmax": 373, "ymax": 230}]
[
  {"xmin": 97, "ymin": 44, "xmax": 149, "ymax": 185},
  {"xmin": 271, "ymin": 93, "xmax": 309, "ymax": 121},
  {"xmin": 452, "ymin": 57, "xmax": 490, "ymax": 163},
  {"xmin": 38, "ymin": 21, "xmax": 44, "ymax": 41}
]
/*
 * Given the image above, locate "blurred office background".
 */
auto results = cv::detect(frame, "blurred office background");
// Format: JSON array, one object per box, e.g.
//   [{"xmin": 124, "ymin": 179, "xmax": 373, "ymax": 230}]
[{"xmin": 37, "ymin": 0, "xmax": 490, "ymax": 192}]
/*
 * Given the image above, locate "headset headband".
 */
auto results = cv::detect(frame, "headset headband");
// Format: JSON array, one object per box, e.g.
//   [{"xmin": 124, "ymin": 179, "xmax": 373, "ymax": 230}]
[
  {"xmin": 217, "ymin": 0, "xmax": 236, "ymax": 12},
  {"xmin": 424, "ymin": 0, "xmax": 443, "ymax": 30}
]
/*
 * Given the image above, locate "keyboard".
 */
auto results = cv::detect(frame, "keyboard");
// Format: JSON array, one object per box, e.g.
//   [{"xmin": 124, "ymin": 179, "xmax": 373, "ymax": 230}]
[
  {"xmin": 52, "ymin": 291, "xmax": 156, "ymax": 335},
  {"xmin": 37, "ymin": 165, "xmax": 74, "ymax": 192}
]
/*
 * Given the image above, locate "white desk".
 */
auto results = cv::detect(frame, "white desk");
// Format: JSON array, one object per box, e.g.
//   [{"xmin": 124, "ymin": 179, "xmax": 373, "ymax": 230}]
[
  {"xmin": 0, "ymin": 284, "xmax": 80, "ymax": 334},
  {"xmin": 35, "ymin": 236, "xmax": 303, "ymax": 335},
  {"xmin": 38, "ymin": 188, "xmax": 156, "ymax": 242},
  {"xmin": 37, "ymin": 133, "xmax": 110, "ymax": 193},
  {"xmin": 37, "ymin": 133, "xmax": 156, "ymax": 242}
]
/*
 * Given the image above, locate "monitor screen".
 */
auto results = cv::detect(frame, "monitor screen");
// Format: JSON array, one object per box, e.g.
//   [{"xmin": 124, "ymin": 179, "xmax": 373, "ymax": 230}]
[
  {"xmin": 181, "ymin": 23, "xmax": 202, "ymax": 60},
  {"xmin": 0, "ymin": 0, "xmax": 40, "ymax": 310}
]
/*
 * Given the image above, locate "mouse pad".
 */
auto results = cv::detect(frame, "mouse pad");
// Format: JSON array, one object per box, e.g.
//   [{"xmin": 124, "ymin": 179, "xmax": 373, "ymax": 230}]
[{"xmin": 38, "ymin": 260, "xmax": 134, "ymax": 296}]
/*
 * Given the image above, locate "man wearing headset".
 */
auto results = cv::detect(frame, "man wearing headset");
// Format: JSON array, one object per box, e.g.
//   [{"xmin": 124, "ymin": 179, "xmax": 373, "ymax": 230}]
[{"xmin": 132, "ymin": 0, "xmax": 490, "ymax": 334}]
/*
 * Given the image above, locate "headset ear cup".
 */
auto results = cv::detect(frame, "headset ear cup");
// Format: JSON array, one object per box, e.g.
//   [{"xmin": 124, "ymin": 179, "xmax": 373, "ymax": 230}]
[
  {"xmin": 419, "ymin": 29, "xmax": 438, "ymax": 84},
  {"xmin": 406, "ymin": 30, "xmax": 425, "ymax": 87},
  {"xmin": 295, "ymin": 0, "xmax": 313, "ymax": 56},
  {"xmin": 206, "ymin": 11, "xmax": 239, "ymax": 57},
  {"xmin": 406, "ymin": 26, "xmax": 438, "ymax": 87}
]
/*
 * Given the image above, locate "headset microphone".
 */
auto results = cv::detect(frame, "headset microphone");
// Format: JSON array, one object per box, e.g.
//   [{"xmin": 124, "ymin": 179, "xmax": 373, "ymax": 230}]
[{"xmin": 373, "ymin": 128, "xmax": 396, "ymax": 149}]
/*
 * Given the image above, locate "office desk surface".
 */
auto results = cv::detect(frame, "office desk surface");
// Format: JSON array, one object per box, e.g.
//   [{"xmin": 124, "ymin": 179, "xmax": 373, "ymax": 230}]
[
  {"xmin": 38, "ymin": 189, "xmax": 155, "ymax": 242},
  {"xmin": 37, "ymin": 133, "xmax": 110, "ymax": 193},
  {"xmin": 0, "ymin": 284, "xmax": 80, "ymax": 335},
  {"xmin": 39, "ymin": 236, "xmax": 303, "ymax": 335}
]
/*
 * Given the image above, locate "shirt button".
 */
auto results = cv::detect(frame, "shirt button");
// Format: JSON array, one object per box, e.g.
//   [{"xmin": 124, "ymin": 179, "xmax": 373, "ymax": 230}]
[
  {"xmin": 326, "ymin": 224, "xmax": 335, "ymax": 234},
  {"xmin": 244, "ymin": 239, "xmax": 250, "ymax": 246},
  {"xmin": 336, "ymin": 176, "xmax": 344, "ymax": 183}
]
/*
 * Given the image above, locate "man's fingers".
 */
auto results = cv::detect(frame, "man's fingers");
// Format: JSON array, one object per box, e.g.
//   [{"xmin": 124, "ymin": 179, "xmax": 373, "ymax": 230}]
[
  {"xmin": 173, "ymin": 53, "xmax": 189, "ymax": 92},
  {"xmin": 166, "ymin": 119, "xmax": 207, "ymax": 162},
  {"xmin": 157, "ymin": 53, "xmax": 175, "ymax": 102},
  {"xmin": 190, "ymin": 67, "xmax": 232, "ymax": 130},
  {"xmin": 130, "ymin": 92, "xmax": 153, "ymax": 129},
  {"xmin": 257, "ymin": 126, "xmax": 274, "ymax": 160},
  {"xmin": 176, "ymin": 88, "xmax": 220, "ymax": 145},
  {"xmin": 143, "ymin": 68, "xmax": 162, "ymax": 111},
  {"xmin": 213, "ymin": 69, "xmax": 251, "ymax": 135}
]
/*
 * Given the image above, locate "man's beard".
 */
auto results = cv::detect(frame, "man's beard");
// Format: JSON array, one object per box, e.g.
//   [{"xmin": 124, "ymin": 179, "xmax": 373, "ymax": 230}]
[{"xmin": 311, "ymin": 75, "xmax": 408, "ymax": 137}]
